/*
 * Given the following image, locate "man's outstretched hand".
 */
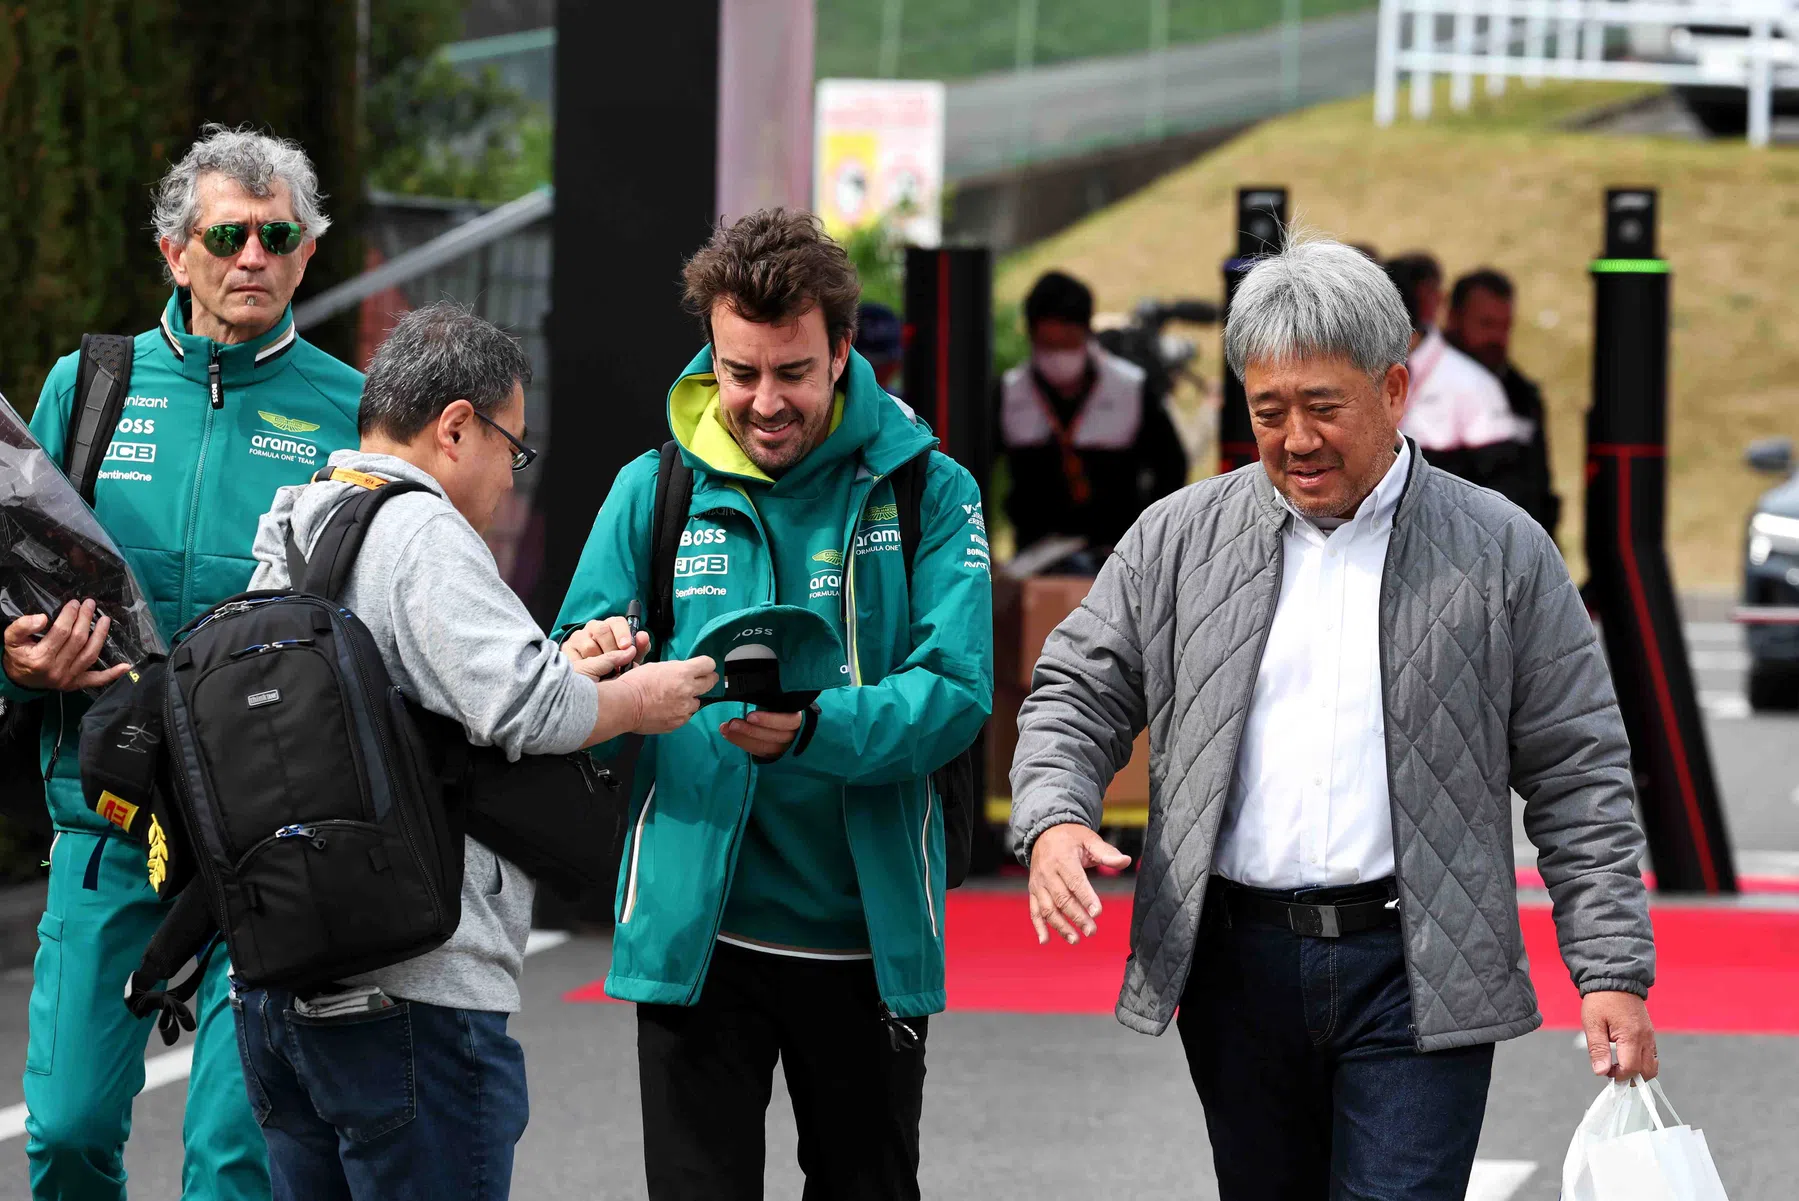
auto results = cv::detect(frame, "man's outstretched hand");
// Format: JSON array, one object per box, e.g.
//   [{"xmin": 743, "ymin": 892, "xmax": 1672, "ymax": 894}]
[{"xmin": 1026, "ymin": 822, "xmax": 1131, "ymax": 945}]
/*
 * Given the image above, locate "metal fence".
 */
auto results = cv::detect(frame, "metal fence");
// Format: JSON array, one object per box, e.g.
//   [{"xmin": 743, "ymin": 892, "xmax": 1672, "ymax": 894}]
[
  {"xmin": 1375, "ymin": 0, "xmax": 1797, "ymax": 145},
  {"xmin": 293, "ymin": 188, "xmax": 553, "ymax": 586}
]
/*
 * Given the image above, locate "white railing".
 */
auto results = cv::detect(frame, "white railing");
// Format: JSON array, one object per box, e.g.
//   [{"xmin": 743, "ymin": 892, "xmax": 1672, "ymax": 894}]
[{"xmin": 1375, "ymin": 0, "xmax": 1794, "ymax": 145}]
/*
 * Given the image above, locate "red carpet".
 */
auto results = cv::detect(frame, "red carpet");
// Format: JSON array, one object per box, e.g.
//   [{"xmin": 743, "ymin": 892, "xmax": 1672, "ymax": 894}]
[{"xmin": 568, "ymin": 889, "xmax": 1799, "ymax": 1035}]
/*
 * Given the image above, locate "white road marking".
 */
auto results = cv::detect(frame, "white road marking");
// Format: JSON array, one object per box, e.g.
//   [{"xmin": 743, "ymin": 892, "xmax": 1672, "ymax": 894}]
[
  {"xmin": 1687, "ymin": 649, "xmax": 1750, "ymax": 672},
  {"xmin": 0, "ymin": 929, "xmax": 578, "ymax": 1143},
  {"xmin": 1466, "ymin": 1159, "xmax": 1537, "ymax": 1201},
  {"xmin": 1684, "ymin": 622, "xmax": 1745, "ymax": 644},
  {"xmin": 1700, "ymin": 690, "xmax": 1753, "ymax": 720},
  {"xmin": 525, "ymin": 929, "xmax": 571, "ymax": 956},
  {"xmin": 1740, "ymin": 849, "xmax": 1799, "ymax": 876}
]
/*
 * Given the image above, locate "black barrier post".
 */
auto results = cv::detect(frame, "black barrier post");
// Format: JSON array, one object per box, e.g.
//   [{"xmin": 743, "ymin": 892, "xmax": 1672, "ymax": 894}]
[
  {"xmin": 532, "ymin": 1, "xmax": 722, "ymax": 928},
  {"xmin": 1218, "ymin": 187, "xmax": 1287, "ymax": 474},
  {"xmin": 533, "ymin": 0, "xmax": 721, "ymax": 627},
  {"xmin": 902, "ymin": 247, "xmax": 995, "ymax": 483},
  {"xmin": 902, "ymin": 245, "xmax": 997, "ymax": 868},
  {"xmin": 1584, "ymin": 188, "xmax": 1736, "ymax": 894}
]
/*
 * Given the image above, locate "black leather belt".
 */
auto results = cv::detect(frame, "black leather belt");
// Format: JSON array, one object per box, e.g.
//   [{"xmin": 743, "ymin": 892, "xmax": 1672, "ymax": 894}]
[{"xmin": 1206, "ymin": 876, "xmax": 1401, "ymax": 939}]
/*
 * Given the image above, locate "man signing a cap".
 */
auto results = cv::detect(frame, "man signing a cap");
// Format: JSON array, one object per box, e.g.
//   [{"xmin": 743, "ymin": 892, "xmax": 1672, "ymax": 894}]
[{"xmin": 555, "ymin": 207, "xmax": 992, "ymax": 1200}]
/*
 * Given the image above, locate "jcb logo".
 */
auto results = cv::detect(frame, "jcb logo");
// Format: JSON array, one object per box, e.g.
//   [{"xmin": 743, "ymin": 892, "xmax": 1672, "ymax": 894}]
[
  {"xmin": 104, "ymin": 441, "xmax": 156, "ymax": 464},
  {"xmin": 116, "ymin": 416, "xmax": 156, "ymax": 436},
  {"xmin": 674, "ymin": 554, "xmax": 729, "ymax": 577},
  {"xmin": 679, "ymin": 527, "xmax": 727, "ymax": 548}
]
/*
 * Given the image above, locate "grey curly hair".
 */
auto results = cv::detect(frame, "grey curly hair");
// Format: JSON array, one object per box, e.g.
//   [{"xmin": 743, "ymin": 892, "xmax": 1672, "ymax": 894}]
[{"xmin": 151, "ymin": 125, "xmax": 330, "ymax": 270}]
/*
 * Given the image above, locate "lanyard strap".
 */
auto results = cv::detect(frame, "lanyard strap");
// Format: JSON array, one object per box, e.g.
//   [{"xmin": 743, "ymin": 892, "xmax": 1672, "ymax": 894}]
[{"xmin": 1030, "ymin": 371, "xmax": 1094, "ymax": 506}]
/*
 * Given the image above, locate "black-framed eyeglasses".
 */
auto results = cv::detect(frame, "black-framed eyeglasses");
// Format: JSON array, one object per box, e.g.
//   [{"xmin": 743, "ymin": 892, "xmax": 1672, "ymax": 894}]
[
  {"xmin": 196, "ymin": 221, "xmax": 308, "ymax": 258},
  {"xmin": 473, "ymin": 410, "xmax": 537, "ymax": 471}
]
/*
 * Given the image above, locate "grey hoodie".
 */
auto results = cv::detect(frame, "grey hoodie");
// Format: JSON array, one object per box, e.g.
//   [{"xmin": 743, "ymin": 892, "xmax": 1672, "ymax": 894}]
[{"xmin": 250, "ymin": 450, "xmax": 599, "ymax": 1011}]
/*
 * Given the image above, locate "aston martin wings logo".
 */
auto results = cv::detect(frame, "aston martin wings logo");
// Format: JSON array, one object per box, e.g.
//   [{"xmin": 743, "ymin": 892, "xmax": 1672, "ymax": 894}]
[
  {"xmin": 258, "ymin": 410, "xmax": 321, "ymax": 434},
  {"xmin": 812, "ymin": 549, "xmax": 844, "ymax": 566},
  {"xmin": 863, "ymin": 503, "xmax": 898, "ymax": 522}
]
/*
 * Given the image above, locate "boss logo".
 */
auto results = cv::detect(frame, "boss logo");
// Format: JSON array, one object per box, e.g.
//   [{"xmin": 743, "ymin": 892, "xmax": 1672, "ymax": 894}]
[
  {"xmin": 734, "ymin": 627, "xmax": 775, "ymax": 640},
  {"xmin": 115, "ymin": 416, "xmax": 156, "ymax": 435},
  {"xmin": 104, "ymin": 441, "xmax": 157, "ymax": 463},
  {"xmin": 678, "ymin": 527, "xmax": 727, "ymax": 548},
  {"xmin": 674, "ymin": 554, "xmax": 729, "ymax": 577}
]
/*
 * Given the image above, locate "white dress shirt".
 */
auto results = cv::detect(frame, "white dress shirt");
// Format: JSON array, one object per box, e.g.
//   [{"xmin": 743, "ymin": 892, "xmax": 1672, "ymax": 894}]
[
  {"xmin": 1212, "ymin": 447, "xmax": 1411, "ymax": 890},
  {"xmin": 1400, "ymin": 327, "xmax": 1531, "ymax": 451}
]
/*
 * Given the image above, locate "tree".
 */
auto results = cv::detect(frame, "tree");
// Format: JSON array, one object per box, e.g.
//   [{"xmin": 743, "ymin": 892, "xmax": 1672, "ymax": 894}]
[{"xmin": 0, "ymin": 2, "xmax": 373, "ymax": 413}]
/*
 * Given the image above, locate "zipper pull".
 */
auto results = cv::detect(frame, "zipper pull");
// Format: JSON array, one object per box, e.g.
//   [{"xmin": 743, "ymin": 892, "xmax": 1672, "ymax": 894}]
[
  {"xmin": 878, "ymin": 1002, "xmax": 919, "ymax": 1052},
  {"xmin": 275, "ymin": 824, "xmax": 326, "ymax": 849},
  {"xmin": 568, "ymin": 754, "xmax": 597, "ymax": 794},
  {"xmin": 207, "ymin": 345, "xmax": 223, "ymax": 409}
]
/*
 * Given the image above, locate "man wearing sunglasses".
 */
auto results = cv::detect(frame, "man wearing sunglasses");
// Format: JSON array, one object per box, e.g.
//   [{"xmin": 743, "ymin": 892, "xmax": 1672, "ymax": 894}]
[{"xmin": 0, "ymin": 125, "xmax": 363, "ymax": 1201}]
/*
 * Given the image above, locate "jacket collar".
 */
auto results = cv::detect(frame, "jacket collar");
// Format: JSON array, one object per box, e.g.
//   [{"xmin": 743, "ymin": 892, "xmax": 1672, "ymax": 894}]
[
  {"xmin": 156, "ymin": 289, "xmax": 300, "ymax": 386},
  {"xmin": 1248, "ymin": 437, "xmax": 1428, "ymax": 531}
]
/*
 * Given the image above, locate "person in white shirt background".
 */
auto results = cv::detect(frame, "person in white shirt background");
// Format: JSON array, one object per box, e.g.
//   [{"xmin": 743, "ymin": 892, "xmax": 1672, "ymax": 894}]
[{"xmin": 1386, "ymin": 252, "xmax": 1530, "ymax": 457}]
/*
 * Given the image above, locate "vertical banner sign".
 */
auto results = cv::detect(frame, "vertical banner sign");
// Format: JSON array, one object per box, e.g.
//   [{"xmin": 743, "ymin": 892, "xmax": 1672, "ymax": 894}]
[{"xmin": 814, "ymin": 79, "xmax": 946, "ymax": 247}]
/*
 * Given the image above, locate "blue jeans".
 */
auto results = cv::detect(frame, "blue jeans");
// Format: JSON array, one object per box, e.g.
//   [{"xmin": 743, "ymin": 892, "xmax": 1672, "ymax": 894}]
[
  {"xmin": 1176, "ymin": 881, "xmax": 1495, "ymax": 1201},
  {"xmin": 231, "ymin": 986, "xmax": 528, "ymax": 1201}
]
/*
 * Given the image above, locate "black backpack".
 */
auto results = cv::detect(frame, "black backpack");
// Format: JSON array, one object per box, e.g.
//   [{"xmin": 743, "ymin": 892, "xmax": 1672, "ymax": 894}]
[
  {"xmin": 0, "ymin": 334, "xmax": 137, "ymax": 834},
  {"xmin": 648, "ymin": 441, "xmax": 980, "ymax": 887},
  {"xmin": 99, "ymin": 476, "xmax": 626, "ymax": 1041},
  {"xmin": 143, "ymin": 480, "xmax": 461, "ymax": 1003}
]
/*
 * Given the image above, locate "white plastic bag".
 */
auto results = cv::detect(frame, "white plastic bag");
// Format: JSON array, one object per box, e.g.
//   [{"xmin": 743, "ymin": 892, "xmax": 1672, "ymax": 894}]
[{"xmin": 1561, "ymin": 1077, "xmax": 1729, "ymax": 1201}]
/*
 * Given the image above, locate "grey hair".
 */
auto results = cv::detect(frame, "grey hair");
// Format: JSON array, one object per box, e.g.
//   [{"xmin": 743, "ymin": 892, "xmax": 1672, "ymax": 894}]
[
  {"xmin": 151, "ymin": 125, "xmax": 331, "ymax": 258},
  {"xmin": 1223, "ymin": 231, "xmax": 1412, "ymax": 383},
  {"xmin": 358, "ymin": 302, "xmax": 534, "ymax": 440}
]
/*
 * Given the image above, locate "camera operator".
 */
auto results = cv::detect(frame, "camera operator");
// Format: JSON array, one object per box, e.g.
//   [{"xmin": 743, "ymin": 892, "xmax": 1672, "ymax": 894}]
[{"xmin": 997, "ymin": 271, "xmax": 1187, "ymax": 564}]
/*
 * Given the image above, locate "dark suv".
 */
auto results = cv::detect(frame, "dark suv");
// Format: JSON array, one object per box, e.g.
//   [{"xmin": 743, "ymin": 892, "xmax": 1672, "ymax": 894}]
[{"xmin": 1740, "ymin": 437, "xmax": 1799, "ymax": 708}]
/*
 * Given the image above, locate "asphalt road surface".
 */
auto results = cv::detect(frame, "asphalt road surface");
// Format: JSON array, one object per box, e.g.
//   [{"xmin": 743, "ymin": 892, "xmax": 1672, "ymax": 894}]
[{"xmin": 0, "ymin": 602, "xmax": 1790, "ymax": 1199}]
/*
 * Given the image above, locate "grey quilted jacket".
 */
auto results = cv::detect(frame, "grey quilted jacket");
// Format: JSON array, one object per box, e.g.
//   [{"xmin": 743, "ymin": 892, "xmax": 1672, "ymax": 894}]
[{"xmin": 1009, "ymin": 441, "xmax": 1655, "ymax": 1049}]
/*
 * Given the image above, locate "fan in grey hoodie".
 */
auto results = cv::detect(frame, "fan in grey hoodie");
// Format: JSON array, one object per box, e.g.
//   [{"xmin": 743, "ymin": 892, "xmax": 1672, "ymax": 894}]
[
  {"xmin": 234, "ymin": 304, "xmax": 716, "ymax": 1201},
  {"xmin": 250, "ymin": 449, "xmax": 582, "ymax": 1011}
]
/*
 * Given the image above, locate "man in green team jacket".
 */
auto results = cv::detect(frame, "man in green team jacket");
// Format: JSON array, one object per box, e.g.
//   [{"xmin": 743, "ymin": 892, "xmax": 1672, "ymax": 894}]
[
  {"xmin": 556, "ymin": 209, "xmax": 993, "ymax": 1200},
  {"xmin": 0, "ymin": 126, "xmax": 362, "ymax": 1201}
]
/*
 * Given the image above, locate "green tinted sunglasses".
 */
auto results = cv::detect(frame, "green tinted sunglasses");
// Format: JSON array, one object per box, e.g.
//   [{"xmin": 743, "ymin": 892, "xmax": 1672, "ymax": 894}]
[{"xmin": 196, "ymin": 220, "xmax": 307, "ymax": 258}]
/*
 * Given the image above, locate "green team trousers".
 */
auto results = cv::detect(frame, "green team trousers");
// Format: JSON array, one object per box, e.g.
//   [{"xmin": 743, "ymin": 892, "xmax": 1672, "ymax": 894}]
[{"xmin": 23, "ymin": 830, "xmax": 268, "ymax": 1200}]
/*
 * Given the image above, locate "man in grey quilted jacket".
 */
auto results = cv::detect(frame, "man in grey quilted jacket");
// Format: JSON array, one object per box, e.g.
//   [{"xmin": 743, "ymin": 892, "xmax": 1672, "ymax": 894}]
[{"xmin": 1008, "ymin": 233, "xmax": 1657, "ymax": 1200}]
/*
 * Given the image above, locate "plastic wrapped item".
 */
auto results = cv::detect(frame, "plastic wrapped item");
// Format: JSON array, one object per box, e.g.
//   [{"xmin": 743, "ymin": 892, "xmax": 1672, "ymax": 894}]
[{"xmin": 0, "ymin": 393, "xmax": 164, "ymax": 672}]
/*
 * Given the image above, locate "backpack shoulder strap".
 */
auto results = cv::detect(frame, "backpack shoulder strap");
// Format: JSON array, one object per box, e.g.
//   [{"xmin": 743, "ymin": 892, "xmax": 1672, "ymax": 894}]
[
  {"xmin": 891, "ymin": 450, "xmax": 932, "ymax": 588},
  {"xmin": 65, "ymin": 333, "xmax": 135, "ymax": 503},
  {"xmin": 292, "ymin": 477, "xmax": 431, "ymax": 601},
  {"xmin": 648, "ymin": 440, "xmax": 694, "ymax": 655}
]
